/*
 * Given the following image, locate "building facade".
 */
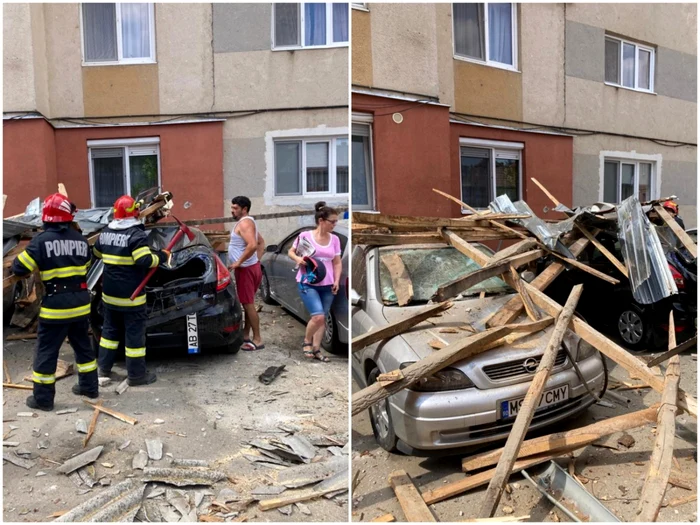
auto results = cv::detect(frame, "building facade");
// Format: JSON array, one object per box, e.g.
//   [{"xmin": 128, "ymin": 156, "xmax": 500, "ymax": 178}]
[
  {"xmin": 4, "ymin": 3, "xmax": 349, "ymax": 239},
  {"xmin": 351, "ymin": 3, "xmax": 696, "ymax": 227}
]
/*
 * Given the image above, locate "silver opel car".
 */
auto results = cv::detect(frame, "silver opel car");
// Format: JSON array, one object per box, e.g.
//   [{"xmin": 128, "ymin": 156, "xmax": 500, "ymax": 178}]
[{"xmin": 351, "ymin": 243, "xmax": 607, "ymax": 454}]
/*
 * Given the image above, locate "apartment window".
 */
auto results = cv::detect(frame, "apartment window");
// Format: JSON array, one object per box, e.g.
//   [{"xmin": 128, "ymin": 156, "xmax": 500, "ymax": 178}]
[
  {"xmin": 88, "ymin": 139, "xmax": 160, "ymax": 208},
  {"xmin": 605, "ymin": 35, "xmax": 654, "ymax": 92},
  {"xmin": 603, "ymin": 159, "xmax": 655, "ymax": 203},
  {"xmin": 460, "ymin": 139, "xmax": 522, "ymax": 209},
  {"xmin": 274, "ymin": 137, "xmax": 348, "ymax": 196},
  {"xmin": 352, "ymin": 121, "xmax": 375, "ymax": 210},
  {"xmin": 81, "ymin": 3, "xmax": 155, "ymax": 65},
  {"xmin": 273, "ymin": 3, "xmax": 349, "ymax": 49},
  {"xmin": 453, "ymin": 3, "xmax": 516, "ymax": 69}
]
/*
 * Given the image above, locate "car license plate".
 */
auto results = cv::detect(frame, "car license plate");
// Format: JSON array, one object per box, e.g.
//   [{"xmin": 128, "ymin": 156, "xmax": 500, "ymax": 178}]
[
  {"xmin": 501, "ymin": 385, "xmax": 568, "ymax": 419},
  {"xmin": 186, "ymin": 313, "xmax": 199, "ymax": 354}
]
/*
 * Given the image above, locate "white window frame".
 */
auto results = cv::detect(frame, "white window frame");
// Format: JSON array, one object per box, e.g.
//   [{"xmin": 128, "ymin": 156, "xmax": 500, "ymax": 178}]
[
  {"xmin": 272, "ymin": 2, "xmax": 349, "ymax": 50},
  {"xmin": 80, "ymin": 3, "xmax": 157, "ymax": 66},
  {"xmin": 272, "ymin": 136, "xmax": 348, "ymax": 197},
  {"xmin": 352, "ymin": 2, "xmax": 369, "ymax": 12},
  {"xmin": 352, "ymin": 113, "xmax": 376, "ymax": 211},
  {"xmin": 604, "ymin": 35, "xmax": 655, "ymax": 94},
  {"xmin": 452, "ymin": 3, "xmax": 518, "ymax": 72},
  {"xmin": 459, "ymin": 137, "xmax": 523, "ymax": 213},
  {"xmin": 87, "ymin": 137, "xmax": 161, "ymax": 208},
  {"xmin": 599, "ymin": 151, "xmax": 661, "ymax": 204}
]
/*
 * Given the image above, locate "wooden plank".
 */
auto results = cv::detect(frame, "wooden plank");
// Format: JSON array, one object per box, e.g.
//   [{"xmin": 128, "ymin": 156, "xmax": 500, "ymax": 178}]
[
  {"xmin": 638, "ymin": 312, "xmax": 681, "ymax": 522},
  {"xmin": 83, "ymin": 400, "xmax": 137, "ymax": 425},
  {"xmin": 575, "ymin": 223, "xmax": 628, "ymax": 278},
  {"xmin": 4, "ymin": 362, "xmax": 12, "ymax": 384},
  {"xmin": 548, "ymin": 251, "xmax": 619, "ymax": 285},
  {"xmin": 489, "ymin": 239, "xmax": 539, "ymax": 263},
  {"xmin": 258, "ymin": 487, "xmax": 341, "ymax": 511},
  {"xmin": 371, "ymin": 514, "xmax": 396, "ymax": 522},
  {"xmin": 354, "ymin": 212, "xmax": 529, "ymax": 230},
  {"xmin": 352, "ymin": 302, "xmax": 452, "ymax": 353},
  {"xmin": 508, "ymin": 267, "xmax": 541, "ymax": 322},
  {"xmin": 530, "ymin": 178, "xmax": 561, "ymax": 207},
  {"xmin": 433, "ymin": 250, "xmax": 544, "ymax": 302},
  {"xmin": 352, "ymin": 327, "xmax": 510, "ymax": 416},
  {"xmin": 462, "ymin": 406, "xmax": 659, "ymax": 472},
  {"xmin": 353, "ymin": 228, "xmax": 523, "ymax": 246},
  {"xmin": 381, "ymin": 253, "xmax": 414, "ymax": 306},
  {"xmin": 83, "ymin": 401, "xmax": 103, "ymax": 448},
  {"xmin": 646, "ymin": 336, "xmax": 697, "ymax": 368},
  {"xmin": 461, "ymin": 517, "xmax": 530, "ymax": 523},
  {"xmin": 478, "ymin": 317, "xmax": 554, "ymax": 353},
  {"xmin": 388, "ymin": 470, "xmax": 436, "ymax": 522},
  {"xmin": 479, "ymin": 285, "xmax": 583, "ymax": 518},
  {"xmin": 58, "ymin": 183, "xmax": 68, "ymax": 197},
  {"xmin": 653, "ymin": 205, "xmax": 697, "ymax": 258},
  {"xmin": 3, "ymin": 383, "xmax": 33, "ymax": 390},
  {"xmin": 5, "ymin": 333, "xmax": 38, "ymax": 341}
]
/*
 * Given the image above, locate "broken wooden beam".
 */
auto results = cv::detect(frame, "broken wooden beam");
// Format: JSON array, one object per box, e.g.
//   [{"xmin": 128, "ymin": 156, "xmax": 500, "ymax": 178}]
[
  {"xmin": 507, "ymin": 267, "xmax": 541, "ymax": 322},
  {"xmin": 479, "ymin": 285, "xmax": 583, "ymax": 518},
  {"xmin": 352, "ymin": 327, "xmax": 510, "ymax": 416},
  {"xmin": 83, "ymin": 400, "xmax": 137, "ymax": 425},
  {"xmin": 653, "ymin": 205, "xmax": 697, "ymax": 258},
  {"xmin": 547, "ymin": 250, "xmax": 619, "ymax": 285},
  {"xmin": 371, "ymin": 514, "xmax": 396, "ymax": 522},
  {"xmin": 388, "ymin": 470, "xmax": 436, "ymax": 522},
  {"xmin": 83, "ymin": 400, "xmax": 103, "ymax": 448},
  {"xmin": 3, "ymin": 383, "xmax": 33, "ymax": 390},
  {"xmin": 381, "ymin": 253, "xmax": 414, "ymax": 306},
  {"xmin": 488, "ymin": 239, "xmax": 539, "ymax": 263},
  {"xmin": 353, "ymin": 212, "xmax": 530, "ymax": 230},
  {"xmin": 353, "ymin": 228, "xmax": 524, "ymax": 246},
  {"xmin": 352, "ymin": 302, "xmax": 452, "ymax": 353},
  {"xmin": 646, "ymin": 336, "xmax": 697, "ymax": 368},
  {"xmin": 3, "ymin": 361, "xmax": 12, "ymax": 384},
  {"xmin": 257, "ymin": 486, "xmax": 342, "ymax": 511},
  {"xmin": 530, "ymin": 178, "xmax": 561, "ymax": 207},
  {"xmin": 637, "ymin": 313, "xmax": 681, "ymax": 522},
  {"xmin": 575, "ymin": 223, "xmax": 628, "ymax": 278}
]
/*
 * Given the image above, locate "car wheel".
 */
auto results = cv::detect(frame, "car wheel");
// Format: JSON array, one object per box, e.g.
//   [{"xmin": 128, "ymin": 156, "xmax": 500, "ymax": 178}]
[
  {"xmin": 321, "ymin": 311, "xmax": 344, "ymax": 355},
  {"xmin": 617, "ymin": 305, "xmax": 650, "ymax": 351},
  {"xmin": 367, "ymin": 367, "xmax": 398, "ymax": 452},
  {"xmin": 260, "ymin": 268, "xmax": 276, "ymax": 305}
]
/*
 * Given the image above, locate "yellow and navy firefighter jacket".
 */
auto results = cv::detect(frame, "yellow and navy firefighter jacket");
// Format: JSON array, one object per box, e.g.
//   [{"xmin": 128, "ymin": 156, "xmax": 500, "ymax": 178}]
[
  {"xmin": 93, "ymin": 222, "xmax": 167, "ymax": 311},
  {"xmin": 11, "ymin": 223, "xmax": 91, "ymax": 324}
]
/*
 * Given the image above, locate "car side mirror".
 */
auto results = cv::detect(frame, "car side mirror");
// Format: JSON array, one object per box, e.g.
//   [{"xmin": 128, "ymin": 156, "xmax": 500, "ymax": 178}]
[
  {"xmin": 266, "ymin": 244, "xmax": 278, "ymax": 253},
  {"xmin": 350, "ymin": 289, "xmax": 364, "ymax": 307}
]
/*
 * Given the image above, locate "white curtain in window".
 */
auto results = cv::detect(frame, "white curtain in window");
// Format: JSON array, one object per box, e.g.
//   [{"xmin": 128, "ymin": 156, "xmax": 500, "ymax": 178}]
[
  {"xmin": 83, "ymin": 3, "xmax": 118, "ymax": 62},
  {"xmin": 275, "ymin": 3, "xmax": 299, "ymax": 46},
  {"xmin": 638, "ymin": 163, "xmax": 652, "ymax": 201},
  {"xmin": 336, "ymin": 138, "xmax": 349, "ymax": 193},
  {"xmin": 305, "ymin": 3, "xmax": 327, "ymax": 46},
  {"xmin": 622, "ymin": 43, "xmax": 635, "ymax": 88},
  {"xmin": 605, "ymin": 39, "xmax": 620, "ymax": 83},
  {"xmin": 488, "ymin": 3, "xmax": 512, "ymax": 65},
  {"xmin": 121, "ymin": 3, "xmax": 151, "ymax": 59},
  {"xmin": 333, "ymin": 3, "xmax": 349, "ymax": 43},
  {"xmin": 638, "ymin": 49, "xmax": 651, "ymax": 89},
  {"xmin": 453, "ymin": 3, "xmax": 484, "ymax": 60},
  {"xmin": 275, "ymin": 142, "xmax": 301, "ymax": 195},
  {"xmin": 306, "ymin": 142, "xmax": 329, "ymax": 192}
]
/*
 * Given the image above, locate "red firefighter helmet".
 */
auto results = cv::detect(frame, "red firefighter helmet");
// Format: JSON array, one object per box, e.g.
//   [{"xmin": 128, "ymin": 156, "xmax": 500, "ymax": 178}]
[
  {"xmin": 42, "ymin": 193, "xmax": 76, "ymax": 223},
  {"xmin": 113, "ymin": 195, "xmax": 140, "ymax": 219},
  {"xmin": 662, "ymin": 200, "xmax": 679, "ymax": 216}
]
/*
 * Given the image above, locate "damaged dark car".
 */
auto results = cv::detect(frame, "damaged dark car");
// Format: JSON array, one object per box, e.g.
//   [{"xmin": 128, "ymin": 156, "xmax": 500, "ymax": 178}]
[{"xmin": 87, "ymin": 226, "xmax": 244, "ymax": 356}]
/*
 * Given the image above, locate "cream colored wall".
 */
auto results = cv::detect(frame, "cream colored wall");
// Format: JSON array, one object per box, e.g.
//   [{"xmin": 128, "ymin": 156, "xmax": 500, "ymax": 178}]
[
  {"xmin": 352, "ymin": 9, "xmax": 373, "ymax": 87},
  {"xmin": 369, "ymin": 3, "xmax": 440, "ymax": 98},
  {"xmin": 521, "ymin": 4, "xmax": 565, "ymax": 126},
  {"xmin": 566, "ymin": 3, "xmax": 696, "ymax": 55},
  {"xmin": 30, "ymin": 4, "xmax": 50, "ymax": 116},
  {"xmin": 157, "ymin": 3, "xmax": 213, "ymax": 114},
  {"xmin": 4, "ymin": 4, "xmax": 37, "ymax": 112},
  {"xmin": 435, "ymin": 4, "xmax": 455, "ymax": 109},
  {"xmin": 44, "ymin": 3, "xmax": 84, "ymax": 118},
  {"xmin": 213, "ymin": 48, "xmax": 348, "ymax": 111}
]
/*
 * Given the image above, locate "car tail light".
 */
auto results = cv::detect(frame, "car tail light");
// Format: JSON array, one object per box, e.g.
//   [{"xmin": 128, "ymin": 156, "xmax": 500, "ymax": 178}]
[
  {"xmin": 215, "ymin": 256, "xmax": 232, "ymax": 292},
  {"xmin": 660, "ymin": 323, "xmax": 685, "ymax": 333},
  {"xmin": 223, "ymin": 323, "xmax": 239, "ymax": 333},
  {"xmin": 669, "ymin": 263, "xmax": 685, "ymax": 290}
]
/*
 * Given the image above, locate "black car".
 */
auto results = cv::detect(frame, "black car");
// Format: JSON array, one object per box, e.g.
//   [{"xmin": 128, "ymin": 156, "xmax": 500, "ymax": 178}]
[
  {"xmin": 544, "ymin": 233, "xmax": 696, "ymax": 351},
  {"xmin": 87, "ymin": 225, "xmax": 244, "ymax": 355}
]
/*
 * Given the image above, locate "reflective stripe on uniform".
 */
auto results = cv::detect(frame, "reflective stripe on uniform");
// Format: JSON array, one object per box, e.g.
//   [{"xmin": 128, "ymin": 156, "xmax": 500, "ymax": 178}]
[
  {"xmin": 39, "ymin": 304, "xmax": 90, "ymax": 320},
  {"xmin": 102, "ymin": 254, "xmax": 135, "ymax": 266},
  {"xmin": 149, "ymin": 253, "xmax": 160, "ymax": 268},
  {"xmin": 125, "ymin": 346, "xmax": 146, "ymax": 358},
  {"xmin": 102, "ymin": 293, "xmax": 146, "ymax": 307},
  {"xmin": 17, "ymin": 251, "xmax": 38, "ymax": 272},
  {"xmin": 100, "ymin": 337, "xmax": 119, "ymax": 350},
  {"xmin": 40, "ymin": 262, "xmax": 90, "ymax": 281},
  {"xmin": 132, "ymin": 246, "xmax": 152, "ymax": 261},
  {"xmin": 76, "ymin": 360, "xmax": 98, "ymax": 373},
  {"xmin": 93, "ymin": 246, "xmax": 103, "ymax": 259},
  {"xmin": 32, "ymin": 371, "xmax": 56, "ymax": 384}
]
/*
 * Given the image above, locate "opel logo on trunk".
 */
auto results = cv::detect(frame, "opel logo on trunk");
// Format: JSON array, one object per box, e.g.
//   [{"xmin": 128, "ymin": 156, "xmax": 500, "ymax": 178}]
[{"xmin": 523, "ymin": 358, "xmax": 538, "ymax": 373}]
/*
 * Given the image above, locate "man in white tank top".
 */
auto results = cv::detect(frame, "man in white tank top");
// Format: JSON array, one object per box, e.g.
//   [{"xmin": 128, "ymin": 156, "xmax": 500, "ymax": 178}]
[{"xmin": 228, "ymin": 196, "xmax": 266, "ymax": 351}]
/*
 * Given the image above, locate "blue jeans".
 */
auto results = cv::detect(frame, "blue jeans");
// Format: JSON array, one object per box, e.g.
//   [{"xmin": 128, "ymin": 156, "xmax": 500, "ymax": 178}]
[{"xmin": 298, "ymin": 283, "xmax": 335, "ymax": 317}]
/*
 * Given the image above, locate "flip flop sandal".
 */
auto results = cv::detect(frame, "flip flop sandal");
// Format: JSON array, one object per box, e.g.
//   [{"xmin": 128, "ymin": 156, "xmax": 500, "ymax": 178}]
[
  {"xmin": 312, "ymin": 350, "xmax": 330, "ymax": 363},
  {"xmin": 303, "ymin": 342, "xmax": 315, "ymax": 359},
  {"xmin": 242, "ymin": 341, "xmax": 265, "ymax": 351}
]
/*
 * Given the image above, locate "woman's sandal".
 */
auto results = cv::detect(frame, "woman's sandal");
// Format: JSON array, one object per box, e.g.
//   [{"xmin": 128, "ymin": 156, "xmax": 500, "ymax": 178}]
[
  {"xmin": 312, "ymin": 349, "xmax": 330, "ymax": 362},
  {"xmin": 303, "ymin": 342, "xmax": 315, "ymax": 359}
]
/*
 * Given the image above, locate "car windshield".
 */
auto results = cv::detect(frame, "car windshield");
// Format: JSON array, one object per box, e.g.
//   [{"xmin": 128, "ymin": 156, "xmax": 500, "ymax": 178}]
[{"xmin": 378, "ymin": 246, "xmax": 510, "ymax": 305}]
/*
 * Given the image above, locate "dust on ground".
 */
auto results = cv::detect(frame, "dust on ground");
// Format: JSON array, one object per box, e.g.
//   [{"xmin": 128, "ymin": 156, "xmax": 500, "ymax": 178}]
[{"xmin": 3, "ymin": 303, "xmax": 348, "ymax": 522}]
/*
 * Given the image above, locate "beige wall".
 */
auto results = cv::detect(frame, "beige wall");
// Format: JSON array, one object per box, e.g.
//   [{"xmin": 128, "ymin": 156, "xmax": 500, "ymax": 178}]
[
  {"xmin": 435, "ymin": 4, "xmax": 455, "ymax": 109},
  {"xmin": 157, "ymin": 3, "xmax": 213, "ymax": 114},
  {"xmin": 352, "ymin": 9, "xmax": 372, "ymax": 87},
  {"xmin": 4, "ymin": 4, "xmax": 36, "ymax": 112},
  {"xmin": 213, "ymin": 48, "xmax": 348, "ymax": 111},
  {"xmin": 82, "ymin": 65, "xmax": 160, "ymax": 117},
  {"xmin": 30, "ymin": 4, "xmax": 50, "ymax": 116},
  {"xmin": 566, "ymin": 3, "xmax": 696, "ymax": 55}
]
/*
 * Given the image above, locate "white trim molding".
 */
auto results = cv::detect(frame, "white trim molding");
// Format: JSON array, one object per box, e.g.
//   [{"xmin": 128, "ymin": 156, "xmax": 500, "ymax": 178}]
[
  {"xmin": 459, "ymin": 137, "xmax": 524, "ymax": 150},
  {"xmin": 87, "ymin": 137, "xmax": 161, "ymax": 147},
  {"xmin": 598, "ymin": 150, "xmax": 662, "ymax": 203}
]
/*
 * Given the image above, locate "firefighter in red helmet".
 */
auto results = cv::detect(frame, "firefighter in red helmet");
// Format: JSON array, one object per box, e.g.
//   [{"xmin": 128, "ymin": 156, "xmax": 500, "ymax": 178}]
[
  {"xmin": 662, "ymin": 199, "xmax": 685, "ymax": 230},
  {"xmin": 93, "ymin": 195, "xmax": 170, "ymax": 385},
  {"xmin": 11, "ymin": 193, "xmax": 97, "ymax": 410}
]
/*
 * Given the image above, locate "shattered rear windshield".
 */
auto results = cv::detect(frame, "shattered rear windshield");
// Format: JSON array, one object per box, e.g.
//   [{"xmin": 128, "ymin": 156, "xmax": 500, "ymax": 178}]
[{"xmin": 378, "ymin": 246, "xmax": 510, "ymax": 305}]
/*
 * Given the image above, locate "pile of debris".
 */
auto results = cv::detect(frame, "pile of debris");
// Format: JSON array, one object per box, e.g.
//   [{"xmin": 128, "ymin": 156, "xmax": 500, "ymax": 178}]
[{"xmin": 351, "ymin": 185, "xmax": 697, "ymax": 522}]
